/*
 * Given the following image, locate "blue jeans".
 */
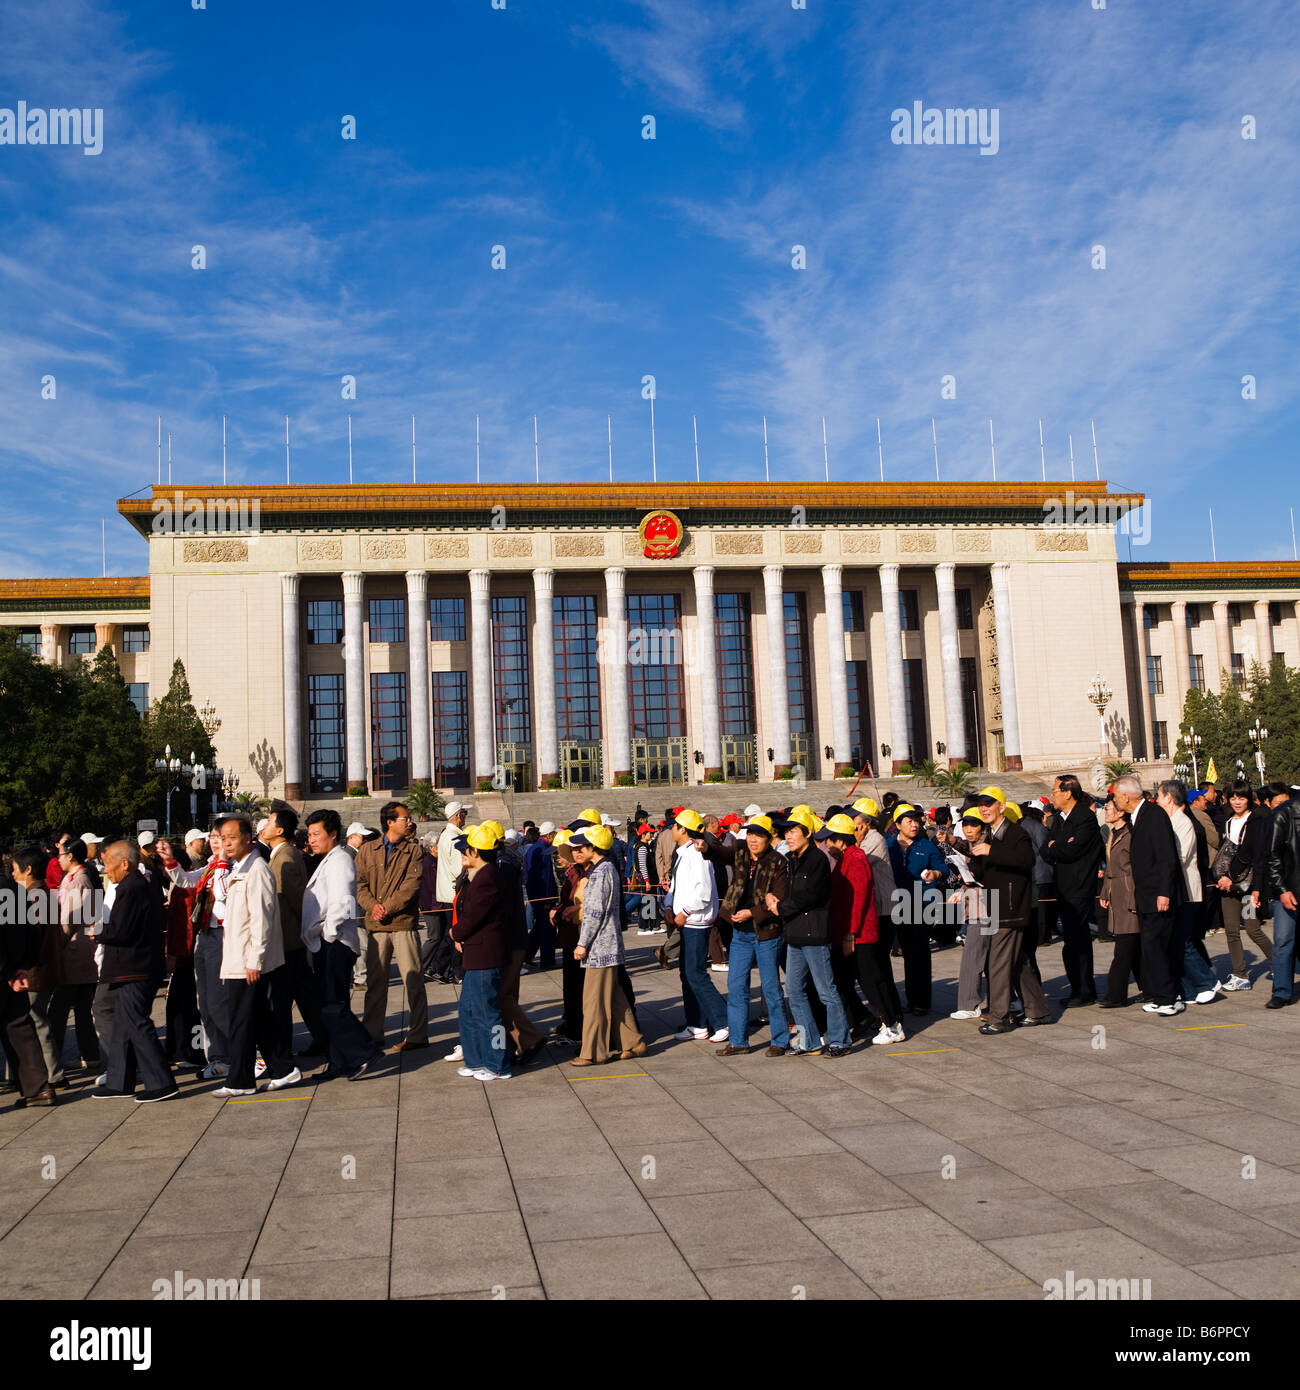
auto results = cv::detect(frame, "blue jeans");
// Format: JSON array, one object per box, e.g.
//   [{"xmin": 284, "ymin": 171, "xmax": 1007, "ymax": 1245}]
[
  {"xmin": 1272, "ymin": 899, "xmax": 1297, "ymax": 1002},
  {"xmin": 1174, "ymin": 903, "xmax": 1218, "ymax": 997},
  {"xmin": 679, "ymin": 927, "xmax": 727, "ymax": 1034},
  {"xmin": 727, "ymin": 931, "xmax": 789, "ymax": 1048},
  {"xmin": 459, "ymin": 967, "xmax": 507, "ymax": 1074},
  {"xmin": 785, "ymin": 943, "xmax": 850, "ymax": 1051}
]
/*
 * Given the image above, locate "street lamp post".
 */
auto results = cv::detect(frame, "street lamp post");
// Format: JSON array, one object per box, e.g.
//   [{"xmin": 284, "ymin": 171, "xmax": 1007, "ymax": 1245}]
[
  {"xmin": 1249, "ymin": 719, "xmax": 1268, "ymax": 786},
  {"xmin": 152, "ymin": 744, "xmax": 195, "ymax": 836},
  {"xmin": 1087, "ymin": 673, "xmax": 1112, "ymax": 759},
  {"xmin": 1186, "ymin": 726, "xmax": 1203, "ymax": 787}
]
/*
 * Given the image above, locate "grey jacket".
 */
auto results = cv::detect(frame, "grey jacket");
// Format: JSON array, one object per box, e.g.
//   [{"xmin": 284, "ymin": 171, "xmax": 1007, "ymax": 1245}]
[{"xmin": 577, "ymin": 858, "xmax": 625, "ymax": 969}]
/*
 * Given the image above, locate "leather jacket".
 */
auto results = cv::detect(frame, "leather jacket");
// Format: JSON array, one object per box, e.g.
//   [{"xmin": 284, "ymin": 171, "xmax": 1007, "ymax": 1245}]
[{"xmin": 1266, "ymin": 798, "xmax": 1300, "ymax": 902}]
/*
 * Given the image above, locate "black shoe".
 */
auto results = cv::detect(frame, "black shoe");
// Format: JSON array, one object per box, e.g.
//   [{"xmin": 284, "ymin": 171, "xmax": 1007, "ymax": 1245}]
[
  {"xmin": 313, "ymin": 1066, "xmax": 341, "ymax": 1081},
  {"xmin": 348, "ymin": 1050, "xmax": 384, "ymax": 1080},
  {"xmin": 907, "ymin": 1005, "xmax": 930, "ymax": 1017},
  {"xmin": 979, "ymin": 1021, "xmax": 1016, "ymax": 1035},
  {"xmin": 135, "ymin": 1085, "xmax": 181, "ymax": 1104},
  {"xmin": 91, "ymin": 1085, "xmax": 134, "ymax": 1099},
  {"xmin": 1019, "ymin": 1013, "xmax": 1053, "ymax": 1027},
  {"xmin": 1266, "ymin": 997, "xmax": 1290, "ymax": 1010},
  {"xmin": 1098, "ymin": 999, "xmax": 1127, "ymax": 1009},
  {"xmin": 825, "ymin": 1046, "xmax": 852, "ymax": 1058},
  {"xmin": 1064, "ymin": 995, "xmax": 1097, "ymax": 1008},
  {"xmin": 516, "ymin": 1041, "xmax": 545, "ymax": 1068}
]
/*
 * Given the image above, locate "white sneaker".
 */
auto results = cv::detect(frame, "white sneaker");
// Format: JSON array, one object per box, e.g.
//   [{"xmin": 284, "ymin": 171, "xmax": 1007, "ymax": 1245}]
[
  {"xmin": 1195, "ymin": 983, "xmax": 1224, "ymax": 1005},
  {"xmin": 263, "ymin": 1067, "xmax": 302, "ymax": 1091},
  {"xmin": 710, "ymin": 963, "xmax": 729, "ymax": 973},
  {"xmin": 949, "ymin": 1009, "xmax": 982, "ymax": 1020},
  {"xmin": 198, "ymin": 1062, "xmax": 229, "ymax": 1081},
  {"xmin": 212, "ymin": 1084, "xmax": 256, "ymax": 1098},
  {"xmin": 254, "ymin": 1056, "xmax": 267, "ymax": 1078},
  {"xmin": 456, "ymin": 1065, "xmax": 478, "ymax": 1077},
  {"xmin": 708, "ymin": 1027, "xmax": 729, "ymax": 1043},
  {"xmin": 444, "ymin": 1045, "xmax": 465, "ymax": 1063},
  {"xmin": 891, "ymin": 1023, "xmax": 906, "ymax": 1041},
  {"xmin": 636, "ymin": 928, "xmax": 659, "ymax": 937},
  {"xmin": 689, "ymin": 1026, "xmax": 710, "ymax": 1040},
  {"xmin": 1221, "ymin": 975, "xmax": 1252, "ymax": 992},
  {"xmin": 474, "ymin": 1068, "xmax": 512, "ymax": 1081},
  {"xmin": 1142, "ymin": 1001, "xmax": 1186, "ymax": 1016},
  {"xmin": 872, "ymin": 1025, "xmax": 903, "ymax": 1046}
]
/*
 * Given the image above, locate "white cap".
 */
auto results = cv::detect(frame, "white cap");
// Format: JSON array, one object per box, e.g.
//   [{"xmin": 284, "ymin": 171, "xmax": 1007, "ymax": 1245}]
[
  {"xmin": 345, "ymin": 822, "xmax": 370, "ymax": 839},
  {"xmin": 183, "ymin": 828, "xmax": 206, "ymax": 845},
  {"xmin": 743, "ymin": 804, "xmax": 763, "ymax": 819},
  {"xmin": 80, "ymin": 832, "xmax": 103, "ymax": 845},
  {"xmin": 538, "ymin": 820, "xmax": 556, "ymax": 836},
  {"xmin": 445, "ymin": 800, "xmax": 466, "ymax": 817},
  {"xmin": 504, "ymin": 829, "xmax": 520, "ymax": 843},
  {"xmin": 138, "ymin": 831, "xmax": 156, "ymax": 847},
  {"xmin": 601, "ymin": 814, "xmax": 619, "ymax": 828},
  {"xmin": 255, "ymin": 817, "xmax": 268, "ymax": 834}
]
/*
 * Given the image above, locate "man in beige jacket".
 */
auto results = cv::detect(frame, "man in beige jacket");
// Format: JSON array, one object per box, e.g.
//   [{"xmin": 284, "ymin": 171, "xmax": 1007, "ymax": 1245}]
[
  {"xmin": 356, "ymin": 801, "xmax": 428, "ymax": 1051},
  {"xmin": 215, "ymin": 814, "xmax": 290, "ymax": 1097}
]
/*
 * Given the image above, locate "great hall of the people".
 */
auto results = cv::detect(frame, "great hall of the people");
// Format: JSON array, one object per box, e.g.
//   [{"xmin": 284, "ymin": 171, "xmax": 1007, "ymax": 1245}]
[{"xmin": 3, "ymin": 481, "xmax": 1299, "ymax": 801}]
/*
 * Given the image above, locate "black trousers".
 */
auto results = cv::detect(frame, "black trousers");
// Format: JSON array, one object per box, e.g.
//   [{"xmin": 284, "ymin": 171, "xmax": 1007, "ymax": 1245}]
[
  {"xmin": 814, "ymin": 944, "xmax": 870, "ymax": 1032},
  {"xmin": 854, "ymin": 943, "xmax": 900, "ymax": 1028},
  {"xmin": 164, "ymin": 956, "xmax": 202, "ymax": 1062},
  {"xmin": 895, "ymin": 922, "xmax": 932, "ymax": 1011},
  {"xmin": 1138, "ymin": 910, "xmax": 1178, "ymax": 1007},
  {"xmin": 224, "ymin": 966, "xmax": 292, "ymax": 1089},
  {"xmin": 92, "ymin": 980, "xmax": 116, "ymax": 1057},
  {"xmin": 284, "ymin": 946, "xmax": 327, "ymax": 1051},
  {"xmin": 873, "ymin": 917, "xmax": 904, "ymax": 1017},
  {"xmin": 1106, "ymin": 934, "xmax": 1143, "ymax": 1004},
  {"xmin": 0, "ymin": 986, "xmax": 48, "ymax": 1098},
  {"xmin": 106, "ymin": 978, "xmax": 172, "ymax": 1094},
  {"xmin": 49, "ymin": 982, "xmax": 101, "ymax": 1067},
  {"xmin": 560, "ymin": 944, "xmax": 585, "ymax": 1038},
  {"xmin": 1058, "ymin": 895, "xmax": 1097, "ymax": 998},
  {"xmin": 312, "ymin": 940, "xmax": 376, "ymax": 1073}
]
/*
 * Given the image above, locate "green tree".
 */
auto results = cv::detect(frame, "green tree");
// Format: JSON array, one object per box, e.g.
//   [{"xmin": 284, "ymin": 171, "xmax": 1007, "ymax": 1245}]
[
  {"xmin": 0, "ymin": 628, "xmax": 70, "ymax": 836},
  {"xmin": 141, "ymin": 659, "xmax": 217, "ymax": 831},
  {"xmin": 1247, "ymin": 658, "xmax": 1300, "ymax": 784}
]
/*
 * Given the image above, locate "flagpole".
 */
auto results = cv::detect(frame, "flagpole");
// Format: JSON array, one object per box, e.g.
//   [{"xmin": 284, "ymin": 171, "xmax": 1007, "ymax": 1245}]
[
  {"xmin": 347, "ymin": 414, "xmax": 352, "ymax": 484},
  {"xmin": 167, "ymin": 432, "xmax": 172, "ymax": 484},
  {"xmin": 821, "ymin": 415, "xmax": 829, "ymax": 482},
  {"xmin": 101, "ymin": 519, "xmax": 106, "ymax": 577},
  {"xmin": 411, "ymin": 415, "xmax": 416, "ymax": 483},
  {"xmin": 157, "ymin": 416, "xmax": 161, "ymax": 484},
  {"xmin": 762, "ymin": 415, "xmax": 770, "ymax": 483},
  {"xmin": 1209, "ymin": 508, "xmax": 1217, "ymax": 561},
  {"xmin": 533, "ymin": 413, "xmax": 540, "ymax": 484},
  {"xmin": 876, "ymin": 416, "xmax": 884, "ymax": 481},
  {"xmin": 649, "ymin": 398, "xmax": 657, "ymax": 483},
  {"xmin": 693, "ymin": 414, "xmax": 700, "ymax": 482},
  {"xmin": 1292, "ymin": 506, "xmax": 1297, "ymax": 561},
  {"xmin": 1068, "ymin": 433, "xmax": 1076, "ymax": 482},
  {"xmin": 1038, "ymin": 418, "xmax": 1046, "ymax": 481},
  {"xmin": 607, "ymin": 413, "xmax": 613, "ymax": 483},
  {"xmin": 1090, "ymin": 418, "xmax": 1101, "ymax": 480},
  {"xmin": 222, "ymin": 415, "xmax": 227, "ymax": 485},
  {"xmin": 285, "ymin": 416, "xmax": 291, "ymax": 483},
  {"xmin": 989, "ymin": 418, "xmax": 997, "ymax": 481},
  {"xmin": 931, "ymin": 417, "xmax": 940, "ymax": 480},
  {"xmin": 476, "ymin": 414, "xmax": 481, "ymax": 484}
]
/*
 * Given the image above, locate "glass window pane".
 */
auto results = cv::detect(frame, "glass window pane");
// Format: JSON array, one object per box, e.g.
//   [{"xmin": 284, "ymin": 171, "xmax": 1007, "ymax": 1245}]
[
  {"xmin": 554, "ymin": 594, "xmax": 601, "ymax": 741},
  {"xmin": 627, "ymin": 593, "xmax": 685, "ymax": 739},
  {"xmin": 307, "ymin": 600, "xmax": 344, "ymax": 645},
  {"xmin": 716, "ymin": 593, "xmax": 756, "ymax": 736},
  {"xmin": 492, "ymin": 595, "xmax": 531, "ymax": 743},
  {"xmin": 432, "ymin": 671, "xmax": 469, "ymax": 787},
  {"xmin": 308, "ymin": 674, "xmax": 345, "ymax": 794},
  {"xmin": 122, "ymin": 626, "xmax": 151, "ymax": 652},
  {"xmin": 370, "ymin": 672, "xmax": 408, "ymax": 791},
  {"xmin": 368, "ymin": 598, "xmax": 406, "ymax": 644},
  {"xmin": 784, "ymin": 592, "xmax": 812, "ymax": 735},
  {"xmin": 429, "ymin": 597, "xmax": 466, "ymax": 643},
  {"xmin": 68, "ymin": 627, "xmax": 95, "ymax": 654}
]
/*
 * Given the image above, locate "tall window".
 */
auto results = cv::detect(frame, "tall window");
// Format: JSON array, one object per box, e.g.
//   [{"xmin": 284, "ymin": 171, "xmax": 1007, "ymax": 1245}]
[
  {"xmin": 842, "ymin": 590, "xmax": 866, "ymax": 633},
  {"xmin": 1229, "ymin": 602, "xmax": 1242, "ymax": 626},
  {"xmin": 1231, "ymin": 653, "xmax": 1245, "ymax": 687},
  {"xmin": 126, "ymin": 683, "xmax": 149, "ymax": 716},
  {"xmin": 1189, "ymin": 654, "xmax": 1206, "ymax": 691},
  {"xmin": 1143, "ymin": 606, "xmax": 1157, "ymax": 630},
  {"xmin": 492, "ymin": 595, "xmax": 531, "ymax": 743},
  {"xmin": 368, "ymin": 597, "xmax": 406, "ymax": 644},
  {"xmin": 16, "ymin": 628, "xmax": 39, "ymax": 656},
  {"xmin": 432, "ymin": 671, "xmax": 469, "ymax": 787},
  {"xmin": 68, "ymin": 627, "xmax": 95, "ymax": 655},
  {"xmin": 1270, "ymin": 601, "xmax": 1284, "ymax": 627},
  {"xmin": 784, "ymin": 592, "xmax": 813, "ymax": 735},
  {"xmin": 429, "ymin": 597, "xmax": 466, "ymax": 643},
  {"xmin": 716, "ymin": 593, "xmax": 756, "ymax": 736},
  {"xmin": 959, "ymin": 656, "xmax": 981, "ymax": 766},
  {"xmin": 845, "ymin": 661, "xmax": 872, "ymax": 768},
  {"xmin": 308, "ymin": 674, "xmax": 345, "ymax": 794},
  {"xmin": 554, "ymin": 594, "xmax": 601, "ymax": 741},
  {"xmin": 903, "ymin": 657, "xmax": 928, "ymax": 763},
  {"xmin": 1147, "ymin": 655, "xmax": 1164, "ymax": 694},
  {"xmin": 627, "ymin": 593, "xmax": 685, "ymax": 738},
  {"xmin": 370, "ymin": 672, "xmax": 408, "ymax": 790},
  {"xmin": 122, "ymin": 626, "xmax": 150, "ymax": 652},
  {"xmin": 307, "ymin": 600, "xmax": 344, "ymax": 645},
  {"xmin": 1185, "ymin": 603, "xmax": 1200, "ymax": 626},
  {"xmin": 899, "ymin": 590, "xmax": 921, "ymax": 631},
  {"xmin": 956, "ymin": 588, "xmax": 974, "ymax": 630},
  {"xmin": 1153, "ymin": 722, "xmax": 1169, "ymax": 759}
]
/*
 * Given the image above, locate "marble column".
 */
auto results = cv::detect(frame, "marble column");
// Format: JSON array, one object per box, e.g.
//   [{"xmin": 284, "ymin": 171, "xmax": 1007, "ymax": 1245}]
[
  {"xmin": 533, "ymin": 569, "xmax": 559, "ymax": 782},
  {"xmin": 1171, "ymin": 600, "xmax": 1190, "ymax": 708},
  {"xmin": 762, "ymin": 565, "xmax": 791, "ymax": 774},
  {"xmin": 342, "ymin": 571, "xmax": 367, "ymax": 793},
  {"xmin": 878, "ymin": 564, "xmax": 909, "ymax": 773},
  {"xmin": 39, "ymin": 624, "xmax": 58, "ymax": 665},
  {"xmin": 469, "ymin": 569, "xmax": 495, "ymax": 784},
  {"xmin": 1212, "ymin": 600, "xmax": 1232, "ymax": 693},
  {"xmin": 405, "ymin": 570, "xmax": 431, "ymax": 785},
  {"xmin": 94, "ymin": 622, "xmax": 116, "ymax": 656},
  {"xmin": 1133, "ymin": 603, "xmax": 1156, "ymax": 761},
  {"xmin": 821, "ymin": 565, "xmax": 853, "ymax": 774},
  {"xmin": 604, "ymin": 568, "xmax": 631, "ymax": 781},
  {"xmin": 935, "ymin": 562, "xmax": 968, "ymax": 767},
  {"xmin": 693, "ymin": 567, "xmax": 721, "ymax": 777},
  {"xmin": 281, "ymin": 574, "xmax": 303, "ymax": 800},
  {"xmin": 1254, "ymin": 599, "xmax": 1274, "ymax": 666},
  {"xmin": 990, "ymin": 562, "xmax": 1023, "ymax": 771}
]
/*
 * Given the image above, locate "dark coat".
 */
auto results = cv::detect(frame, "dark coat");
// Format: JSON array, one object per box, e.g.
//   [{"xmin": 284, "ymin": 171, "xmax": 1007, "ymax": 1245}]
[
  {"xmin": 964, "ymin": 818, "xmax": 1035, "ymax": 929},
  {"xmin": 775, "ymin": 842, "xmax": 832, "ymax": 947},
  {"xmin": 1099, "ymin": 820, "xmax": 1138, "ymax": 935},
  {"xmin": 1128, "ymin": 801, "xmax": 1184, "ymax": 915},
  {"xmin": 450, "ymin": 863, "xmax": 508, "ymax": 971},
  {"xmin": 100, "ymin": 869, "xmax": 166, "ymax": 984},
  {"xmin": 1267, "ymin": 797, "xmax": 1300, "ymax": 903},
  {"xmin": 1041, "ymin": 801, "xmax": 1105, "ymax": 903},
  {"xmin": 720, "ymin": 843, "xmax": 788, "ymax": 942}
]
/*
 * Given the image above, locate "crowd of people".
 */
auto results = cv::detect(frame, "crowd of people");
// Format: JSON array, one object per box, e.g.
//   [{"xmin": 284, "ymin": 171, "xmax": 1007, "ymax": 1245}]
[{"xmin": 0, "ymin": 770, "xmax": 1297, "ymax": 1102}]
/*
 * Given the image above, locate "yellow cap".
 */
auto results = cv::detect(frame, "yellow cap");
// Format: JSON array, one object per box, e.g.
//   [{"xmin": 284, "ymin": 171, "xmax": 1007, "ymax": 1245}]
[
  {"xmin": 741, "ymin": 814, "xmax": 778, "ymax": 838},
  {"xmin": 571, "ymin": 823, "xmax": 614, "ymax": 851},
  {"xmin": 464, "ymin": 824, "xmax": 500, "ymax": 851},
  {"xmin": 576, "ymin": 807, "xmax": 602, "ymax": 826},
  {"xmin": 480, "ymin": 819, "xmax": 505, "ymax": 840},
  {"xmin": 851, "ymin": 797, "xmax": 880, "ymax": 819},
  {"xmin": 788, "ymin": 804, "xmax": 825, "ymax": 831},
  {"xmin": 821, "ymin": 813, "xmax": 857, "ymax": 838},
  {"xmin": 674, "ymin": 808, "xmax": 705, "ymax": 834},
  {"xmin": 779, "ymin": 807, "xmax": 821, "ymax": 836},
  {"xmin": 552, "ymin": 828, "xmax": 572, "ymax": 846},
  {"xmin": 978, "ymin": 785, "xmax": 1006, "ymax": 805},
  {"xmin": 1003, "ymin": 802, "xmax": 1023, "ymax": 823},
  {"xmin": 893, "ymin": 802, "xmax": 922, "ymax": 824}
]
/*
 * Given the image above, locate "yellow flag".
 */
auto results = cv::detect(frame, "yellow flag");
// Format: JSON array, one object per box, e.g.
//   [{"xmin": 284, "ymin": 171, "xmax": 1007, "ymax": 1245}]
[{"xmin": 1205, "ymin": 757, "xmax": 1218, "ymax": 784}]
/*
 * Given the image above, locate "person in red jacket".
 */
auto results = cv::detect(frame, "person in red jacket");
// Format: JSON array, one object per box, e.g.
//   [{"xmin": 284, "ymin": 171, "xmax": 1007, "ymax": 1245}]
[
  {"xmin": 159, "ymin": 833, "xmax": 206, "ymax": 1068},
  {"xmin": 821, "ymin": 814, "xmax": 905, "ymax": 1046}
]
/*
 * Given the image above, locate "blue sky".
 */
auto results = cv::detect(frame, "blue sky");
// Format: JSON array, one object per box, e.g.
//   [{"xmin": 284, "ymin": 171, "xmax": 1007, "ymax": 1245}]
[{"xmin": 1, "ymin": 0, "xmax": 1297, "ymax": 575}]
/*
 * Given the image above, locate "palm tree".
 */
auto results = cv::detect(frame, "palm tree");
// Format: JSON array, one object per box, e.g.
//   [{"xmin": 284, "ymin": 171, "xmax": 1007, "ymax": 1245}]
[
  {"xmin": 907, "ymin": 758, "xmax": 940, "ymax": 788},
  {"xmin": 932, "ymin": 762, "xmax": 975, "ymax": 796}
]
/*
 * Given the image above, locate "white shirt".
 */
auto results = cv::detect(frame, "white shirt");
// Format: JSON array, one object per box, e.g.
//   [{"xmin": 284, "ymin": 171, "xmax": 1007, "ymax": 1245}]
[
  {"xmin": 221, "ymin": 850, "xmax": 285, "ymax": 978},
  {"xmin": 435, "ymin": 823, "xmax": 463, "ymax": 903},
  {"xmin": 302, "ymin": 844, "xmax": 360, "ymax": 954},
  {"xmin": 1168, "ymin": 807, "xmax": 1202, "ymax": 903},
  {"xmin": 664, "ymin": 839, "xmax": 718, "ymax": 927}
]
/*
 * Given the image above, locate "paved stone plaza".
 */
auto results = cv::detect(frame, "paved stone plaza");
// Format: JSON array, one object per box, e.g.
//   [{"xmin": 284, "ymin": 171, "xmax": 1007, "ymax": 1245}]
[{"xmin": 2, "ymin": 937, "xmax": 1299, "ymax": 1301}]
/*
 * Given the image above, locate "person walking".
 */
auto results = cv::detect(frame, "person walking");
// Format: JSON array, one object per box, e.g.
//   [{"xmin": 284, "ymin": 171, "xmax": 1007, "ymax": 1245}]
[
  {"xmin": 1213, "ymin": 780, "xmax": 1273, "ymax": 990},
  {"xmin": 887, "ymin": 804, "xmax": 946, "ymax": 1015},
  {"xmin": 665, "ymin": 810, "xmax": 727, "ymax": 1043},
  {"xmin": 547, "ymin": 830, "xmax": 585, "ymax": 1044},
  {"xmin": 768, "ymin": 807, "xmax": 851, "ymax": 1057},
  {"xmin": 50, "ymin": 839, "xmax": 102, "ymax": 1076},
  {"xmin": 523, "ymin": 822, "xmax": 558, "ymax": 969},
  {"xmin": 1156, "ymin": 780, "xmax": 1222, "ymax": 1006},
  {"xmin": 265, "ymin": 807, "xmax": 325, "ymax": 1063},
  {"xmin": 356, "ymin": 802, "xmax": 428, "ymax": 1053},
  {"xmin": 569, "ymin": 825, "xmax": 645, "ymax": 1066},
  {"xmin": 1041, "ymin": 773, "xmax": 1105, "ymax": 1006},
  {"xmin": 949, "ymin": 809, "xmax": 994, "ymax": 1021},
  {"xmin": 717, "ymin": 814, "xmax": 790, "ymax": 1056},
  {"xmin": 1098, "ymin": 795, "xmax": 1142, "ymax": 1007},
  {"xmin": 3, "ymin": 852, "xmax": 55, "ymax": 1107},
  {"xmin": 449, "ymin": 825, "xmax": 511, "ymax": 1081},
  {"xmin": 1265, "ymin": 787, "xmax": 1300, "ymax": 1009},
  {"xmin": 154, "ymin": 835, "xmax": 204, "ymax": 1069}
]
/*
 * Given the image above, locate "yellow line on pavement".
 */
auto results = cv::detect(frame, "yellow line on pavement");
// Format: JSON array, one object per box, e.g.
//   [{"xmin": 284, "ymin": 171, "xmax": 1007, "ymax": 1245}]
[
  {"xmin": 224, "ymin": 1094, "xmax": 314, "ymax": 1103},
  {"xmin": 1175, "ymin": 1023, "xmax": 1246, "ymax": 1031},
  {"xmin": 568, "ymin": 1072, "xmax": 649, "ymax": 1081},
  {"xmin": 884, "ymin": 1047, "xmax": 960, "ymax": 1057}
]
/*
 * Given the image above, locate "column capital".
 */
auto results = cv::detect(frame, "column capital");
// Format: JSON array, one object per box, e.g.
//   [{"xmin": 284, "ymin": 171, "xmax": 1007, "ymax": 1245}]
[
  {"xmin": 1212, "ymin": 598, "xmax": 1229, "ymax": 616},
  {"xmin": 342, "ymin": 570, "xmax": 365, "ymax": 599},
  {"xmin": 935, "ymin": 561, "xmax": 956, "ymax": 580},
  {"xmin": 879, "ymin": 562, "xmax": 900, "ymax": 581},
  {"xmin": 1171, "ymin": 597, "xmax": 1187, "ymax": 614},
  {"xmin": 404, "ymin": 569, "xmax": 428, "ymax": 595},
  {"xmin": 279, "ymin": 572, "xmax": 300, "ymax": 600},
  {"xmin": 532, "ymin": 567, "xmax": 555, "ymax": 594},
  {"xmin": 990, "ymin": 560, "xmax": 1011, "ymax": 580},
  {"xmin": 762, "ymin": 563, "xmax": 784, "ymax": 584},
  {"xmin": 604, "ymin": 566, "xmax": 626, "ymax": 596},
  {"xmin": 820, "ymin": 563, "xmax": 843, "ymax": 586},
  {"xmin": 692, "ymin": 565, "xmax": 715, "ymax": 586},
  {"xmin": 469, "ymin": 568, "xmax": 492, "ymax": 597}
]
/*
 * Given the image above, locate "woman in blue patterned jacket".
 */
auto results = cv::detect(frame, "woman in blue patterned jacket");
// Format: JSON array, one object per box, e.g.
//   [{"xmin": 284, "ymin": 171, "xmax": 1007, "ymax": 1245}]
[{"xmin": 569, "ymin": 825, "xmax": 646, "ymax": 1067}]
